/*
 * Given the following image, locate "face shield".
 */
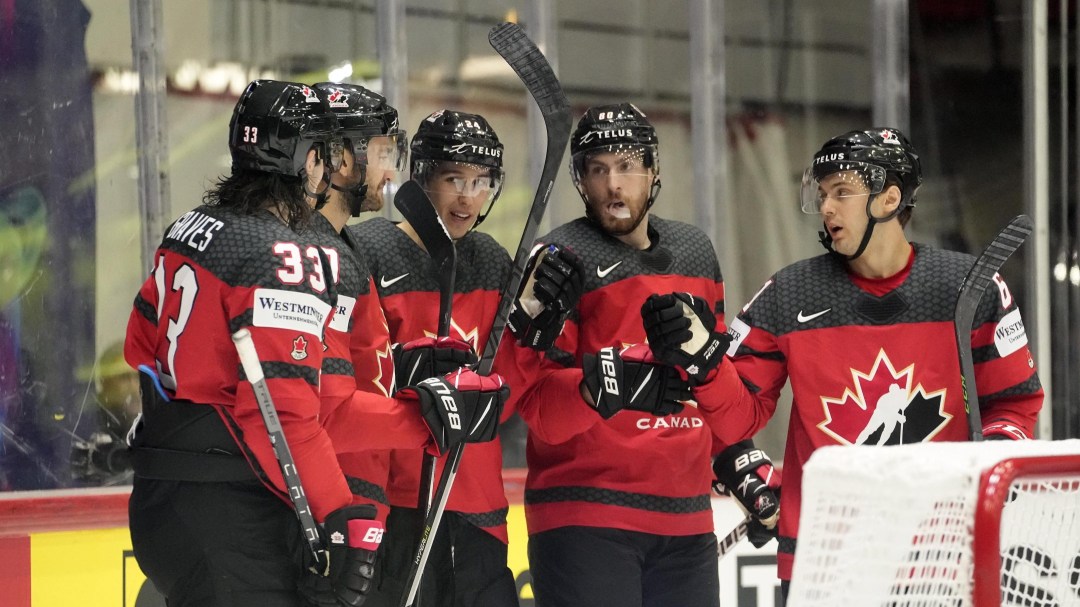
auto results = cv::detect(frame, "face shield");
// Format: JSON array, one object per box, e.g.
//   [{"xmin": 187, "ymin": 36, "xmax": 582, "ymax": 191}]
[
  {"xmin": 799, "ymin": 162, "xmax": 886, "ymax": 214},
  {"xmin": 413, "ymin": 159, "xmax": 504, "ymax": 226},
  {"xmin": 571, "ymin": 144, "xmax": 657, "ymax": 189},
  {"xmin": 349, "ymin": 130, "xmax": 408, "ymax": 173}
]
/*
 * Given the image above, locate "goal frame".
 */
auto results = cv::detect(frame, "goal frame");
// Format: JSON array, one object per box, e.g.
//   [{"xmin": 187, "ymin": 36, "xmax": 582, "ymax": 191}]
[{"xmin": 972, "ymin": 453, "xmax": 1080, "ymax": 607}]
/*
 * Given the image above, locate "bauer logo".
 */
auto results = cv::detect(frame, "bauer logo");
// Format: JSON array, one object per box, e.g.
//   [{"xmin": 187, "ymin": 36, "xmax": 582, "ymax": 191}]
[
  {"xmin": 253, "ymin": 288, "xmax": 332, "ymax": 337},
  {"xmin": 994, "ymin": 308, "xmax": 1028, "ymax": 357}
]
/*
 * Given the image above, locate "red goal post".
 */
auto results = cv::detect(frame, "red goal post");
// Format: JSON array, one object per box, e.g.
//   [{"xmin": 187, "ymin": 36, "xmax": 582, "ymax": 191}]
[{"xmin": 788, "ymin": 440, "xmax": 1080, "ymax": 607}]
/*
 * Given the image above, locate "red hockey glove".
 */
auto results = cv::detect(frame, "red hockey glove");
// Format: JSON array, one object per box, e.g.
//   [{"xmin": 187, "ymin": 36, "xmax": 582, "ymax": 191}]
[
  {"xmin": 392, "ymin": 336, "xmax": 478, "ymax": 389},
  {"xmin": 300, "ymin": 504, "xmax": 384, "ymax": 607},
  {"xmin": 713, "ymin": 440, "xmax": 781, "ymax": 548},
  {"xmin": 982, "ymin": 421, "xmax": 1028, "ymax": 440},
  {"xmin": 508, "ymin": 244, "xmax": 585, "ymax": 351},
  {"xmin": 641, "ymin": 292, "xmax": 731, "ymax": 385},
  {"xmin": 581, "ymin": 344, "xmax": 690, "ymax": 419},
  {"xmin": 398, "ymin": 369, "xmax": 508, "ymax": 456}
]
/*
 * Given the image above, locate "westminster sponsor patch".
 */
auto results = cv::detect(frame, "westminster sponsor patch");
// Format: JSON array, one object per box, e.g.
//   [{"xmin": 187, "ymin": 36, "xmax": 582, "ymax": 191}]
[
  {"xmin": 727, "ymin": 317, "xmax": 750, "ymax": 356},
  {"xmin": 994, "ymin": 308, "xmax": 1028, "ymax": 357},
  {"xmin": 327, "ymin": 294, "xmax": 357, "ymax": 333},
  {"xmin": 252, "ymin": 288, "xmax": 332, "ymax": 336}
]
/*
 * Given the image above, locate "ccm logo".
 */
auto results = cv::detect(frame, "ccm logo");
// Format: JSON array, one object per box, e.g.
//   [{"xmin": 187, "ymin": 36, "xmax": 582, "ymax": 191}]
[
  {"xmin": 600, "ymin": 348, "xmax": 619, "ymax": 396},
  {"xmin": 734, "ymin": 450, "xmax": 767, "ymax": 470}
]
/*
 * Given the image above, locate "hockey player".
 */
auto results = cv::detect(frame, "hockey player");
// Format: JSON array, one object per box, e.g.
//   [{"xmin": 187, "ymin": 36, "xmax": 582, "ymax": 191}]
[
  {"xmin": 352, "ymin": 109, "xmax": 530, "ymax": 607},
  {"xmin": 642, "ymin": 127, "xmax": 1044, "ymax": 602},
  {"xmin": 124, "ymin": 80, "xmax": 507, "ymax": 607},
  {"xmin": 510, "ymin": 103, "xmax": 740, "ymax": 607}
]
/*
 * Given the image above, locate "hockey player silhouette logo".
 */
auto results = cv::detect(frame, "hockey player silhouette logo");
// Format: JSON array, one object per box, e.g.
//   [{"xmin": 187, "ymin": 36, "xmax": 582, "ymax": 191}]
[
  {"xmin": 818, "ymin": 350, "xmax": 950, "ymax": 445},
  {"xmin": 291, "ymin": 335, "xmax": 308, "ymax": 361}
]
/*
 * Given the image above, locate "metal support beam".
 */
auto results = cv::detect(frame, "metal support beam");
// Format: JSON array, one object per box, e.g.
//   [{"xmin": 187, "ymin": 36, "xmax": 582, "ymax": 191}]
[
  {"xmin": 689, "ymin": 0, "xmax": 738, "ymax": 304},
  {"xmin": 872, "ymin": 0, "xmax": 909, "ymax": 132},
  {"xmin": 377, "ymin": 0, "xmax": 408, "ymax": 219},
  {"xmin": 1024, "ymin": 0, "xmax": 1053, "ymax": 438},
  {"xmin": 523, "ymin": 0, "xmax": 561, "ymax": 233},
  {"xmin": 131, "ymin": 0, "xmax": 172, "ymax": 270}
]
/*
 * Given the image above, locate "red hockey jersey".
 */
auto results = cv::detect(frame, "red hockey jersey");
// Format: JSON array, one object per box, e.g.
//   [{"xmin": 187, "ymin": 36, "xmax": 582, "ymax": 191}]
[
  {"xmin": 697, "ymin": 243, "xmax": 1044, "ymax": 580},
  {"xmin": 515, "ymin": 216, "xmax": 727, "ymax": 538},
  {"xmin": 350, "ymin": 217, "xmax": 516, "ymax": 542},
  {"xmin": 124, "ymin": 206, "xmax": 352, "ymax": 521}
]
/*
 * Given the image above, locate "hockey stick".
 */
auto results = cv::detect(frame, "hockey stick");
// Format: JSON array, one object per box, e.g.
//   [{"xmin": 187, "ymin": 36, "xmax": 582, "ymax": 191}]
[
  {"xmin": 717, "ymin": 514, "xmax": 753, "ymax": 559},
  {"xmin": 393, "ymin": 179, "xmax": 456, "ymax": 604},
  {"xmin": 232, "ymin": 328, "xmax": 325, "ymax": 567},
  {"xmin": 397, "ymin": 21, "xmax": 572, "ymax": 607},
  {"xmin": 954, "ymin": 214, "xmax": 1034, "ymax": 442}
]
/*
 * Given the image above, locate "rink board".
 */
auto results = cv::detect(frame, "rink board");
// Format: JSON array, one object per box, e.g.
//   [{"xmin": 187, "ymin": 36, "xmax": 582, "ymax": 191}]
[{"xmin": 0, "ymin": 479, "xmax": 779, "ymax": 607}]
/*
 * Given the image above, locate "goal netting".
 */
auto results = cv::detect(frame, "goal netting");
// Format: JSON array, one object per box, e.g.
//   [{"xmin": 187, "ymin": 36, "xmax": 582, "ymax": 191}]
[{"xmin": 788, "ymin": 439, "xmax": 1080, "ymax": 607}]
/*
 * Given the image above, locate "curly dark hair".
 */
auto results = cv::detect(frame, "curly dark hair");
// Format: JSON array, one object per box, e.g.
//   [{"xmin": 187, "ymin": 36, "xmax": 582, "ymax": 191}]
[{"xmin": 202, "ymin": 169, "xmax": 312, "ymax": 230}]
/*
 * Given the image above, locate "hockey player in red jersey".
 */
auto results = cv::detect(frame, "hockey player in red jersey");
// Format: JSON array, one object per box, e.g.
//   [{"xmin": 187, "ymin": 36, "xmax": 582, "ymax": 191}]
[
  {"xmin": 642, "ymin": 127, "xmax": 1044, "ymax": 602},
  {"xmin": 352, "ymin": 110, "xmax": 541, "ymax": 607},
  {"xmin": 124, "ymin": 80, "xmax": 508, "ymax": 607},
  {"xmin": 511, "ymin": 103, "xmax": 730, "ymax": 607}
]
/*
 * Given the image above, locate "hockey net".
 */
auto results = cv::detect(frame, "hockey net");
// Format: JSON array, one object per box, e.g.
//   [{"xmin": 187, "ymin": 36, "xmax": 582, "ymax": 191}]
[{"xmin": 788, "ymin": 440, "xmax": 1080, "ymax": 607}]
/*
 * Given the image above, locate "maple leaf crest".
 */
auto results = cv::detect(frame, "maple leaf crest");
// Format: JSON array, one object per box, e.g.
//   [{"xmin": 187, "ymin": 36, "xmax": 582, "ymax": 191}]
[
  {"xmin": 291, "ymin": 335, "xmax": 308, "ymax": 361},
  {"xmin": 818, "ymin": 349, "xmax": 950, "ymax": 446}
]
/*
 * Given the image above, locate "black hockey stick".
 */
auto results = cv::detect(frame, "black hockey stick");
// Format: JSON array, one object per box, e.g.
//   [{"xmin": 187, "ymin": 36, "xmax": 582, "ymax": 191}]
[
  {"xmin": 398, "ymin": 21, "xmax": 572, "ymax": 607},
  {"xmin": 232, "ymin": 328, "xmax": 325, "ymax": 567},
  {"xmin": 393, "ymin": 179, "xmax": 456, "ymax": 604},
  {"xmin": 954, "ymin": 214, "xmax": 1034, "ymax": 442}
]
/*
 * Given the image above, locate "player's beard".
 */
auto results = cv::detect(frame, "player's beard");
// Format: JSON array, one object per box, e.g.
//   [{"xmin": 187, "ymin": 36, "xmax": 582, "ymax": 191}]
[{"xmin": 585, "ymin": 196, "xmax": 648, "ymax": 236}]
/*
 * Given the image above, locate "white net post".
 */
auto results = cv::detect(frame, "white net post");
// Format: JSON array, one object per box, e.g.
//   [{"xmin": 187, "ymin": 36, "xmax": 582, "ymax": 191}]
[{"xmin": 788, "ymin": 440, "xmax": 1080, "ymax": 607}]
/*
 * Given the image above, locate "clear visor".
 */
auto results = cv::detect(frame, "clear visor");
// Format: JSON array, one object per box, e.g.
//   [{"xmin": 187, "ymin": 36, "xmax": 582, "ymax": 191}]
[
  {"xmin": 350, "ymin": 130, "xmax": 408, "ymax": 172},
  {"xmin": 799, "ymin": 162, "xmax": 886, "ymax": 214},
  {"xmin": 415, "ymin": 159, "xmax": 504, "ymax": 202},
  {"xmin": 571, "ymin": 145, "xmax": 656, "ymax": 186}
]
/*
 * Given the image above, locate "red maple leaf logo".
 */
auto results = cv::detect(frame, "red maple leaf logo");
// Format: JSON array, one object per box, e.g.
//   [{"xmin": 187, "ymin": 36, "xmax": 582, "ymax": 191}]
[
  {"xmin": 291, "ymin": 335, "xmax": 308, "ymax": 361},
  {"xmin": 818, "ymin": 349, "xmax": 950, "ymax": 445}
]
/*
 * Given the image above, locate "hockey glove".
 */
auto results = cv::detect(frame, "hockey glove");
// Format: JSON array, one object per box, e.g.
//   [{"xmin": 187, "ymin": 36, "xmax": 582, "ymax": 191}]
[
  {"xmin": 580, "ymin": 344, "xmax": 691, "ymax": 420},
  {"xmin": 392, "ymin": 336, "xmax": 478, "ymax": 389},
  {"xmin": 398, "ymin": 369, "xmax": 509, "ymax": 456},
  {"xmin": 508, "ymin": 244, "xmax": 585, "ymax": 351},
  {"xmin": 300, "ymin": 504, "xmax": 384, "ymax": 607},
  {"xmin": 641, "ymin": 292, "xmax": 731, "ymax": 385},
  {"xmin": 713, "ymin": 440, "xmax": 781, "ymax": 548}
]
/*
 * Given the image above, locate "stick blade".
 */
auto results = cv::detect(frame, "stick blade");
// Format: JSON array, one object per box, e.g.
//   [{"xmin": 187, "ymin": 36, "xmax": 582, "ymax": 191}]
[
  {"xmin": 488, "ymin": 22, "xmax": 571, "ymax": 121},
  {"xmin": 956, "ymin": 213, "xmax": 1034, "ymax": 317},
  {"xmin": 394, "ymin": 180, "xmax": 455, "ymax": 266}
]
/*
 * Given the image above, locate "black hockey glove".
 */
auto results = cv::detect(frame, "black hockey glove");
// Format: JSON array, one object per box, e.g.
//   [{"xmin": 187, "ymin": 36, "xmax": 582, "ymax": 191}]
[
  {"xmin": 508, "ymin": 244, "xmax": 585, "ymax": 351},
  {"xmin": 392, "ymin": 336, "xmax": 478, "ymax": 389},
  {"xmin": 580, "ymin": 344, "xmax": 691, "ymax": 420},
  {"xmin": 300, "ymin": 504, "xmax": 384, "ymax": 607},
  {"xmin": 713, "ymin": 440, "xmax": 781, "ymax": 548},
  {"xmin": 398, "ymin": 368, "xmax": 509, "ymax": 456},
  {"xmin": 641, "ymin": 292, "xmax": 731, "ymax": 385}
]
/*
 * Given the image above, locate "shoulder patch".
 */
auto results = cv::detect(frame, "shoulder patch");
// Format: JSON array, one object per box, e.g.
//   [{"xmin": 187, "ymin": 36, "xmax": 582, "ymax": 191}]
[{"xmin": 252, "ymin": 288, "xmax": 332, "ymax": 336}]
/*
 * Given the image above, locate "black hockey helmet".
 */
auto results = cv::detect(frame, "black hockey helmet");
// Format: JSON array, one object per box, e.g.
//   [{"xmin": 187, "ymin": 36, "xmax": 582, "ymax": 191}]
[
  {"xmin": 801, "ymin": 127, "xmax": 923, "ymax": 260},
  {"xmin": 410, "ymin": 110, "xmax": 505, "ymax": 229},
  {"xmin": 229, "ymin": 79, "xmax": 343, "ymax": 179},
  {"xmin": 313, "ymin": 82, "xmax": 407, "ymax": 214},
  {"xmin": 802, "ymin": 127, "xmax": 922, "ymax": 214},
  {"xmin": 569, "ymin": 103, "xmax": 661, "ymax": 213}
]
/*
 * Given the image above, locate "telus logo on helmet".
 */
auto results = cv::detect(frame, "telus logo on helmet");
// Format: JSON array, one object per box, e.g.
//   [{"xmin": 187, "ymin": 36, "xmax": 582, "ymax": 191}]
[
  {"xmin": 446, "ymin": 143, "xmax": 502, "ymax": 158},
  {"xmin": 814, "ymin": 153, "xmax": 846, "ymax": 165},
  {"xmin": 578, "ymin": 128, "xmax": 632, "ymax": 144}
]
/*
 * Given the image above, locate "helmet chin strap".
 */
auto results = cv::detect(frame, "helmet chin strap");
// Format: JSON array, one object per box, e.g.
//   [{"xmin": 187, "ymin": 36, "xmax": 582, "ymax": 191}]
[
  {"xmin": 303, "ymin": 169, "xmax": 333, "ymax": 210},
  {"xmin": 330, "ymin": 180, "xmax": 369, "ymax": 217},
  {"xmin": 818, "ymin": 200, "xmax": 903, "ymax": 261}
]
